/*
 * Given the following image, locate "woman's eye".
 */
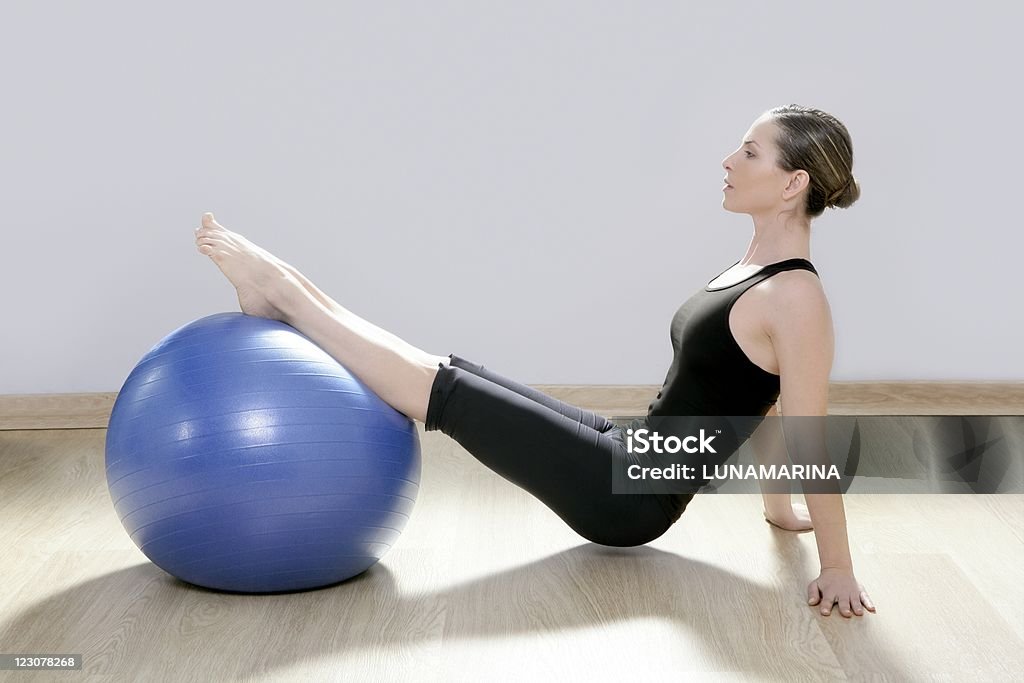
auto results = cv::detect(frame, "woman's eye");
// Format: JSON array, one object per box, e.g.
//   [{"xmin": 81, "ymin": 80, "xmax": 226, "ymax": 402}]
[{"xmin": 745, "ymin": 151, "xmax": 754, "ymax": 158}]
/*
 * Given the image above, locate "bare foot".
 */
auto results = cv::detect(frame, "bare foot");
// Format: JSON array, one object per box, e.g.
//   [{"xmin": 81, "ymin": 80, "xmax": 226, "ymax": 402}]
[
  {"xmin": 196, "ymin": 213, "xmax": 338, "ymax": 315},
  {"xmin": 763, "ymin": 502, "xmax": 814, "ymax": 532},
  {"xmin": 194, "ymin": 212, "xmax": 294, "ymax": 322}
]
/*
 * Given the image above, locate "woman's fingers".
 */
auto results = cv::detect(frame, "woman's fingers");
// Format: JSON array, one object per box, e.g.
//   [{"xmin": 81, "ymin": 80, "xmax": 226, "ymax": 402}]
[
  {"xmin": 807, "ymin": 580, "xmax": 821, "ymax": 606},
  {"xmin": 819, "ymin": 593, "xmax": 876, "ymax": 617},
  {"xmin": 808, "ymin": 579, "xmax": 832, "ymax": 615}
]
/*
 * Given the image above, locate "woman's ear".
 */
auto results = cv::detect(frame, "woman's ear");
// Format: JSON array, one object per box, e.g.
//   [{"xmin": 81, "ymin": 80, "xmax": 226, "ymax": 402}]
[{"xmin": 784, "ymin": 171, "xmax": 809, "ymax": 198}]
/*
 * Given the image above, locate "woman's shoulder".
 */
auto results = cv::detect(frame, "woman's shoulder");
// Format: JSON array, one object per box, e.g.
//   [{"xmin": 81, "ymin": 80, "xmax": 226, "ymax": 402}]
[
  {"xmin": 748, "ymin": 267, "xmax": 832, "ymax": 337},
  {"xmin": 759, "ymin": 265, "xmax": 826, "ymax": 300}
]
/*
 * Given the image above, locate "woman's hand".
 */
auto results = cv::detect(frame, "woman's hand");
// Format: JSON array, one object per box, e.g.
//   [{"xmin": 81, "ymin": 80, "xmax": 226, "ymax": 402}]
[{"xmin": 807, "ymin": 567, "xmax": 876, "ymax": 617}]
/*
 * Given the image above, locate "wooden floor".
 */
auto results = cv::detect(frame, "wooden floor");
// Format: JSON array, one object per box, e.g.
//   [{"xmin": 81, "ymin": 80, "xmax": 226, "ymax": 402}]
[{"xmin": 1, "ymin": 427, "xmax": 1022, "ymax": 682}]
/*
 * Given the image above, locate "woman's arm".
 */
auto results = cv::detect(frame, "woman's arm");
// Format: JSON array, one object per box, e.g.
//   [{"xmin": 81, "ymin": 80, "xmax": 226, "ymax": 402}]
[
  {"xmin": 803, "ymin": 492, "xmax": 852, "ymax": 569},
  {"xmin": 766, "ymin": 272, "xmax": 875, "ymax": 617}
]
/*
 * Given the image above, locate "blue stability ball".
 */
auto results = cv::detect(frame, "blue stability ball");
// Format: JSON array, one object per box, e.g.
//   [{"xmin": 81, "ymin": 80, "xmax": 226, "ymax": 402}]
[{"xmin": 105, "ymin": 313, "xmax": 421, "ymax": 593}]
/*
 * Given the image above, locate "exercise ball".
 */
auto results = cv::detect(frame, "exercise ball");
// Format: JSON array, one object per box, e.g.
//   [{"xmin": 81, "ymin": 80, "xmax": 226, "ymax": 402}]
[{"xmin": 105, "ymin": 312, "xmax": 421, "ymax": 593}]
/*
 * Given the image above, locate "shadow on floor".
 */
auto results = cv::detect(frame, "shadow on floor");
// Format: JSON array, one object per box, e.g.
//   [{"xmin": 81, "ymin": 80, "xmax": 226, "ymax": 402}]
[{"xmin": 1, "ymin": 533, "xmax": 910, "ymax": 681}]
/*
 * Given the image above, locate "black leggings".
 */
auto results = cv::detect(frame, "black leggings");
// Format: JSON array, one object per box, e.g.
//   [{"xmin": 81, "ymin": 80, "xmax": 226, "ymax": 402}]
[{"xmin": 424, "ymin": 354, "xmax": 693, "ymax": 547}]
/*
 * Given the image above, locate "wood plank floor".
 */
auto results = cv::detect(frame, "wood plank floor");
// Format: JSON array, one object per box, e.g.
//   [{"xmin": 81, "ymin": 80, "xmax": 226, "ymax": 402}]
[{"xmin": 0, "ymin": 427, "xmax": 1021, "ymax": 682}]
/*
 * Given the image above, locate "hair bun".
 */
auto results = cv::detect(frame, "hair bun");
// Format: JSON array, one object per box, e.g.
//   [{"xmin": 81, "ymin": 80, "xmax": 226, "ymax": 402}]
[{"xmin": 829, "ymin": 175, "xmax": 859, "ymax": 209}]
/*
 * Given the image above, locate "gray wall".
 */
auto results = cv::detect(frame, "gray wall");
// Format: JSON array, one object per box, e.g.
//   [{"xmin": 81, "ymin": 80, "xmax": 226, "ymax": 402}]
[{"xmin": 2, "ymin": 1, "xmax": 1020, "ymax": 394}]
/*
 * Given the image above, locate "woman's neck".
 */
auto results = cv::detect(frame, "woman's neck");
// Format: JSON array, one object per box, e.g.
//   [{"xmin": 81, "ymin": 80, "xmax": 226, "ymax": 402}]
[{"xmin": 740, "ymin": 219, "xmax": 811, "ymax": 265}]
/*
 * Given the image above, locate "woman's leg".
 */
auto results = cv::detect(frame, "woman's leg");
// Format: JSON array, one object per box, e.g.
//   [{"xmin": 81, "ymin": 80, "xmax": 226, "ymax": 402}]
[
  {"xmin": 199, "ymin": 213, "xmax": 444, "ymax": 369},
  {"xmin": 431, "ymin": 358, "xmax": 694, "ymax": 529},
  {"xmin": 195, "ymin": 213, "xmax": 445, "ymax": 422},
  {"xmin": 424, "ymin": 360, "xmax": 678, "ymax": 546},
  {"xmin": 196, "ymin": 213, "xmax": 608, "ymax": 429},
  {"xmin": 444, "ymin": 355, "xmax": 615, "ymax": 433}
]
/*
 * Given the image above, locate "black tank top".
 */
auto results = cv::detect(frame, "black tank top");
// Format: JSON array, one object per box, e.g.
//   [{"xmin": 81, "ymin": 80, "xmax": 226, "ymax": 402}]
[{"xmin": 646, "ymin": 258, "xmax": 819, "ymax": 423}]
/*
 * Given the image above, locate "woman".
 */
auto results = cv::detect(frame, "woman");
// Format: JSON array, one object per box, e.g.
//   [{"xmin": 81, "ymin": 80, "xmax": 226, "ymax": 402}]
[{"xmin": 195, "ymin": 103, "xmax": 875, "ymax": 618}]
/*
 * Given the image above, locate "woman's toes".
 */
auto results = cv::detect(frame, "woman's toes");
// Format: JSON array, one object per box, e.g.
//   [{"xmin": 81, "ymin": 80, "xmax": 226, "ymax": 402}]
[{"xmin": 201, "ymin": 212, "xmax": 225, "ymax": 232}]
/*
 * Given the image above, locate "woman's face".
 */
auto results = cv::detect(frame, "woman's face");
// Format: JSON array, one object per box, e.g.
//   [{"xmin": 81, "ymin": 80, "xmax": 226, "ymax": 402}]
[{"xmin": 721, "ymin": 116, "xmax": 796, "ymax": 215}]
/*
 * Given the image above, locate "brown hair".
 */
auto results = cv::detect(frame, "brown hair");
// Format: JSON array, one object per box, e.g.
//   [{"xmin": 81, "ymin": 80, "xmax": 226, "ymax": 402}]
[{"xmin": 767, "ymin": 104, "xmax": 860, "ymax": 219}]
